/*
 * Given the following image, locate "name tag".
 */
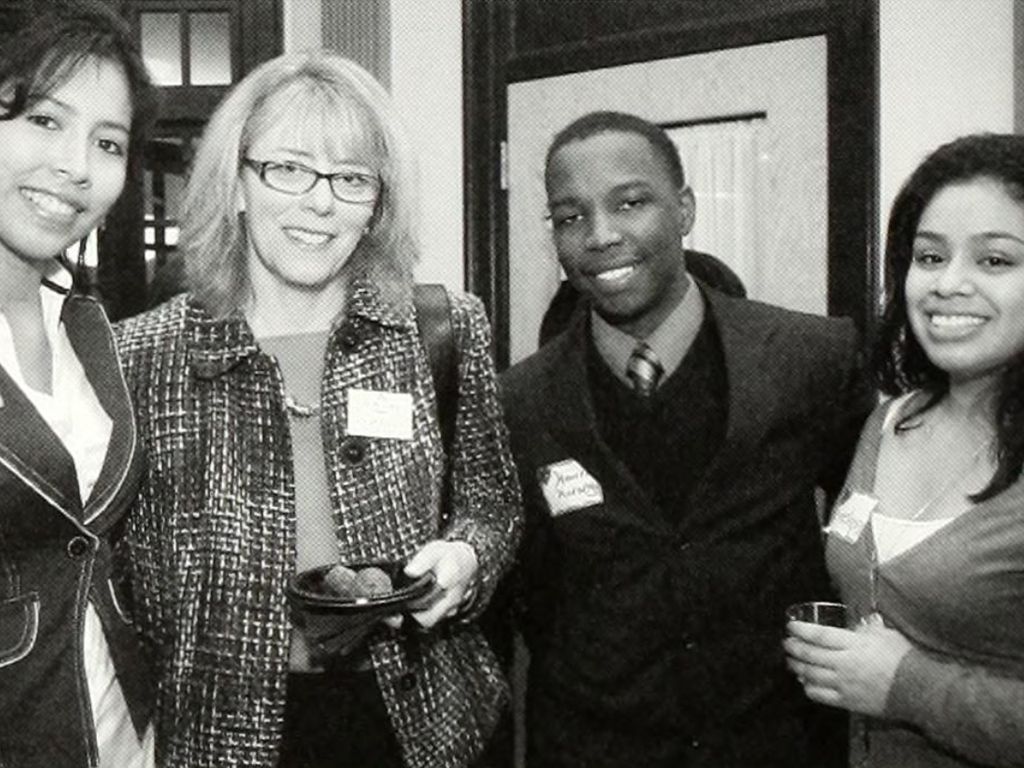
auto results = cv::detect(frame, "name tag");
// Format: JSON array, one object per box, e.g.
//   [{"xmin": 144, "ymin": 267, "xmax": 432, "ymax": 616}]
[
  {"xmin": 538, "ymin": 459, "xmax": 604, "ymax": 516},
  {"xmin": 346, "ymin": 388, "xmax": 413, "ymax": 441},
  {"xmin": 824, "ymin": 491, "xmax": 877, "ymax": 543}
]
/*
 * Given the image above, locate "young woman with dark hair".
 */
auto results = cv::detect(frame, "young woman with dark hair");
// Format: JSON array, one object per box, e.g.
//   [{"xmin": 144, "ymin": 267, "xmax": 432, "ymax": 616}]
[
  {"xmin": 787, "ymin": 133, "xmax": 1024, "ymax": 768},
  {"xmin": 0, "ymin": 2, "xmax": 156, "ymax": 766}
]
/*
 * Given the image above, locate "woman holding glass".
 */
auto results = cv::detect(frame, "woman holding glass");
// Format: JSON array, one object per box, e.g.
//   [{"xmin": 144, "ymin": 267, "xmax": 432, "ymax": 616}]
[
  {"xmin": 0, "ymin": 2, "xmax": 157, "ymax": 766},
  {"xmin": 785, "ymin": 133, "xmax": 1024, "ymax": 767},
  {"xmin": 117, "ymin": 51, "xmax": 522, "ymax": 768}
]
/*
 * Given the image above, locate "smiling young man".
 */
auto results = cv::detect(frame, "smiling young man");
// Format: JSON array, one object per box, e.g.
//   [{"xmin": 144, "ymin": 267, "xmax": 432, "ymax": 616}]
[{"xmin": 499, "ymin": 111, "xmax": 875, "ymax": 768}]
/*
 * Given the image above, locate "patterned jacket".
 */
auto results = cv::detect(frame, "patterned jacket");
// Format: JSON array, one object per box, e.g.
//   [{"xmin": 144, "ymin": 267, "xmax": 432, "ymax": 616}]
[{"xmin": 115, "ymin": 282, "xmax": 522, "ymax": 768}]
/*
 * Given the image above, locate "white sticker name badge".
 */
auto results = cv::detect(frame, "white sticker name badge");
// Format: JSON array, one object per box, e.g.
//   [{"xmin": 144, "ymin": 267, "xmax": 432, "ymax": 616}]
[
  {"xmin": 346, "ymin": 388, "xmax": 414, "ymax": 441},
  {"xmin": 538, "ymin": 459, "xmax": 604, "ymax": 516},
  {"xmin": 824, "ymin": 491, "xmax": 878, "ymax": 544}
]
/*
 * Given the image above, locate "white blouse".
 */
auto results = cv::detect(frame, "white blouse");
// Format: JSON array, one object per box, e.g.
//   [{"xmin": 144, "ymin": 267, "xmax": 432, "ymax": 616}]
[{"xmin": 871, "ymin": 511, "xmax": 954, "ymax": 564}]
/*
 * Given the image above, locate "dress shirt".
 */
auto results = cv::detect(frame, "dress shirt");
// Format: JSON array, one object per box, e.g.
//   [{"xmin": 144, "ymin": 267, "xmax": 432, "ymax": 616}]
[{"xmin": 591, "ymin": 272, "xmax": 705, "ymax": 388}]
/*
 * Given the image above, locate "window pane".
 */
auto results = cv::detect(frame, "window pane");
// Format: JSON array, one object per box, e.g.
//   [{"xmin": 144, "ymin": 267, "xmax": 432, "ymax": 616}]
[
  {"xmin": 140, "ymin": 13, "xmax": 182, "ymax": 86},
  {"xmin": 189, "ymin": 13, "xmax": 232, "ymax": 86}
]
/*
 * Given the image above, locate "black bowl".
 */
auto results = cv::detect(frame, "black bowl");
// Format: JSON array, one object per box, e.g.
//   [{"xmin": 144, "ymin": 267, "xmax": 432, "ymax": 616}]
[
  {"xmin": 287, "ymin": 561, "xmax": 435, "ymax": 660},
  {"xmin": 287, "ymin": 560, "xmax": 434, "ymax": 616}
]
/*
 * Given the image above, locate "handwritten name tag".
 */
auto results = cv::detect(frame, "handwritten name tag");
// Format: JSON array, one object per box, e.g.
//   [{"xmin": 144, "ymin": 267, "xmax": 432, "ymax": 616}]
[
  {"xmin": 346, "ymin": 388, "xmax": 413, "ymax": 441},
  {"xmin": 824, "ymin": 491, "xmax": 877, "ymax": 543},
  {"xmin": 538, "ymin": 459, "xmax": 604, "ymax": 516}
]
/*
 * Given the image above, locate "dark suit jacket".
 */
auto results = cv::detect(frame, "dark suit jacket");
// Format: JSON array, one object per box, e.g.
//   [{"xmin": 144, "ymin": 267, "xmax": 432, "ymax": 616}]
[
  {"xmin": 0, "ymin": 294, "xmax": 151, "ymax": 768},
  {"xmin": 499, "ymin": 287, "xmax": 874, "ymax": 768}
]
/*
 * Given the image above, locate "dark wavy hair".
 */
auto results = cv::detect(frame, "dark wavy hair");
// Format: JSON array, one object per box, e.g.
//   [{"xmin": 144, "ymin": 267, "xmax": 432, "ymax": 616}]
[
  {"xmin": 876, "ymin": 133, "xmax": 1024, "ymax": 501},
  {"xmin": 0, "ymin": 0, "xmax": 157, "ymax": 180},
  {"xmin": 545, "ymin": 110, "xmax": 686, "ymax": 189}
]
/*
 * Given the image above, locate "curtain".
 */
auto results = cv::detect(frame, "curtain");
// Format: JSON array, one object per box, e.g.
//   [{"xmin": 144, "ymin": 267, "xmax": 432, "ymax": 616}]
[{"xmin": 667, "ymin": 118, "xmax": 763, "ymax": 296}]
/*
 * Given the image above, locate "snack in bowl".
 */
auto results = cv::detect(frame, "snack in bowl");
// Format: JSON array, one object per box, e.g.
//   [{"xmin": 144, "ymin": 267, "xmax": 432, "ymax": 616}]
[{"xmin": 322, "ymin": 564, "xmax": 392, "ymax": 601}]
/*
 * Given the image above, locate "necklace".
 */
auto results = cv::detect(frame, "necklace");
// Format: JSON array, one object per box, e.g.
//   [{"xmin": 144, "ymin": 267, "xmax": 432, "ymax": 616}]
[{"xmin": 284, "ymin": 394, "xmax": 321, "ymax": 419}]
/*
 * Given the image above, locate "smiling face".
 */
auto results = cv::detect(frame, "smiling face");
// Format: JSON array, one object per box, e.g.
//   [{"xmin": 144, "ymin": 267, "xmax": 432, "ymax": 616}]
[
  {"xmin": 238, "ymin": 92, "xmax": 379, "ymax": 294},
  {"xmin": 0, "ymin": 56, "xmax": 131, "ymax": 274},
  {"xmin": 545, "ymin": 130, "xmax": 694, "ymax": 339},
  {"xmin": 905, "ymin": 177, "xmax": 1024, "ymax": 388}
]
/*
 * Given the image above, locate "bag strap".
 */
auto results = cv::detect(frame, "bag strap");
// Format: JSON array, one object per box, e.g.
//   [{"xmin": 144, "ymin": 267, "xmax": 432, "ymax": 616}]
[{"xmin": 412, "ymin": 283, "xmax": 456, "ymax": 453}]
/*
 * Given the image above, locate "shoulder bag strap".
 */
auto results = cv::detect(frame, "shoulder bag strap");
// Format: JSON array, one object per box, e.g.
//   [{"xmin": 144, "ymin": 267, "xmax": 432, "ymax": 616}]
[{"xmin": 412, "ymin": 283, "xmax": 456, "ymax": 453}]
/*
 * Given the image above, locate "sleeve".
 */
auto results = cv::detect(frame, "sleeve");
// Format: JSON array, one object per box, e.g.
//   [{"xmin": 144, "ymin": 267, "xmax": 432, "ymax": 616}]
[
  {"xmin": 441, "ymin": 292, "xmax": 524, "ymax": 618},
  {"xmin": 496, "ymin": 363, "xmax": 555, "ymax": 648},
  {"xmin": 817, "ymin": 319, "xmax": 876, "ymax": 500},
  {"xmin": 112, "ymin": 306, "xmax": 185, "ymax": 656},
  {"xmin": 885, "ymin": 647, "xmax": 1024, "ymax": 767}
]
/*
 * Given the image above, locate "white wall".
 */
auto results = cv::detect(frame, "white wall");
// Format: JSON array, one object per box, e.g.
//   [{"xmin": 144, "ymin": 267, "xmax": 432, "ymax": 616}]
[
  {"xmin": 878, "ymin": 0, "xmax": 1014, "ymax": 244},
  {"xmin": 282, "ymin": 0, "xmax": 321, "ymax": 52},
  {"xmin": 390, "ymin": 0, "xmax": 465, "ymax": 291}
]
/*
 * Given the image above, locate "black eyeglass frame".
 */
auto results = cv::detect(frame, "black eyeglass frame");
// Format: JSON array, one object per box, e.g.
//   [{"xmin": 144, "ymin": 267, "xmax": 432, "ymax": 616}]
[{"xmin": 241, "ymin": 158, "xmax": 381, "ymax": 204}]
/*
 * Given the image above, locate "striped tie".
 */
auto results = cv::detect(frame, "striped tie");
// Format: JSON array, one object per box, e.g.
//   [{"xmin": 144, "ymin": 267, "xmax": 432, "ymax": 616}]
[{"xmin": 626, "ymin": 341, "xmax": 663, "ymax": 397}]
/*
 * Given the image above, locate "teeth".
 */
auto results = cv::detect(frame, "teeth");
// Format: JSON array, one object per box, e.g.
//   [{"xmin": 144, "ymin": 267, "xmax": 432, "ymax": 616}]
[
  {"xmin": 596, "ymin": 265, "xmax": 635, "ymax": 282},
  {"xmin": 284, "ymin": 228, "xmax": 331, "ymax": 247},
  {"xmin": 22, "ymin": 189, "xmax": 76, "ymax": 217},
  {"xmin": 930, "ymin": 314, "xmax": 985, "ymax": 328}
]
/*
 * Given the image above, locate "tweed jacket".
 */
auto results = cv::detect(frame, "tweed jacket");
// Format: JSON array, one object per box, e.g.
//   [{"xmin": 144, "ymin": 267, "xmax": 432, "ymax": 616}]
[
  {"xmin": 500, "ymin": 287, "xmax": 874, "ymax": 767},
  {"xmin": 115, "ymin": 282, "xmax": 522, "ymax": 768},
  {"xmin": 0, "ymin": 293, "xmax": 151, "ymax": 768}
]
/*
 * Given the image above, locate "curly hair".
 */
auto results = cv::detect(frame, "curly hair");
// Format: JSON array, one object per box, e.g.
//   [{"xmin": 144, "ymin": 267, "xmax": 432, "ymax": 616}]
[
  {"xmin": 876, "ymin": 133, "xmax": 1024, "ymax": 501},
  {"xmin": 0, "ymin": 0, "xmax": 157, "ymax": 181}
]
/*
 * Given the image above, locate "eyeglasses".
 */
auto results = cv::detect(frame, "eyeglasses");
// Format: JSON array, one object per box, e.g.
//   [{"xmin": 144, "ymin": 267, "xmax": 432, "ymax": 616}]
[{"xmin": 242, "ymin": 158, "xmax": 381, "ymax": 204}]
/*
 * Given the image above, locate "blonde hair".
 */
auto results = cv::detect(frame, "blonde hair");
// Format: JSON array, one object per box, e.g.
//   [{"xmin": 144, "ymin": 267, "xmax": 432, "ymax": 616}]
[{"xmin": 182, "ymin": 51, "xmax": 420, "ymax": 316}]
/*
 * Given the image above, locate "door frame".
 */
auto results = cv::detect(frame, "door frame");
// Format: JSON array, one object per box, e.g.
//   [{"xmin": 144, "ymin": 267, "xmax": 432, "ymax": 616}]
[{"xmin": 464, "ymin": 0, "xmax": 879, "ymax": 369}]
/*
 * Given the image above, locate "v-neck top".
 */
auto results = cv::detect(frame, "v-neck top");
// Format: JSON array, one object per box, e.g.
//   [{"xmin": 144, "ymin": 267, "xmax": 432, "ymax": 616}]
[{"xmin": 825, "ymin": 393, "xmax": 1024, "ymax": 768}]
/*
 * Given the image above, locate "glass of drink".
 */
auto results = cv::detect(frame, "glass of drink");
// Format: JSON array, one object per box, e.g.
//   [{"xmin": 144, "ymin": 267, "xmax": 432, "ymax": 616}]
[{"xmin": 785, "ymin": 601, "xmax": 849, "ymax": 628}]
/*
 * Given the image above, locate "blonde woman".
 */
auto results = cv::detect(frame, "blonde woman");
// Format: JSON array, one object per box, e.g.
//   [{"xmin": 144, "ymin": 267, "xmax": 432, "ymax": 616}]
[{"xmin": 117, "ymin": 51, "xmax": 522, "ymax": 768}]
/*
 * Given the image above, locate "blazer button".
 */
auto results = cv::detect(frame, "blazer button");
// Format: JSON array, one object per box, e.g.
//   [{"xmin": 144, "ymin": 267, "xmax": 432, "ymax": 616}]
[
  {"xmin": 338, "ymin": 325, "xmax": 360, "ymax": 353},
  {"xmin": 342, "ymin": 438, "xmax": 366, "ymax": 464},
  {"xmin": 66, "ymin": 536, "xmax": 91, "ymax": 559}
]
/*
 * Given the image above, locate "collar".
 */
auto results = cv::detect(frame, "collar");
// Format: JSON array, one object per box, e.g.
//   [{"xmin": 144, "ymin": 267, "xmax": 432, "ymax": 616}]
[
  {"xmin": 188, "ymin": 277, "xmax": 416, "ymax": 378},
  {"xmin": 590, "ymin": 273, "xmax": 705, "ymax": 387}
]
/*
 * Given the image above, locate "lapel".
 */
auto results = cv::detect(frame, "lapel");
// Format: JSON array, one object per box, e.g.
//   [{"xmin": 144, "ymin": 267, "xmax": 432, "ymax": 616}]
[
  {"xmin": 703, "ymin": 289, "xmax": 783, "ymax": 461},
  {"xmin": 60, "ymin": 295, "xmax": 140, "ymax": 526},
  {"xmin": 0, "ymin": 361, "xmax": 80, "ymax": 517},
  {"xmin": 686, "ymin": 289, "xmax": 793, "ymax": 520},
  {"xmin": 539, "ymin": 314, "xmax": 667, "ymax": 533}
]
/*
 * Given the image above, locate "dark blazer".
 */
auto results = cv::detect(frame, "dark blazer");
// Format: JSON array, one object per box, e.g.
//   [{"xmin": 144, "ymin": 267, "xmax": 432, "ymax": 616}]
[
  {"xmin": 500, "ymin": 286, "xmax": 874, "ymax": 768},
  {"xmin": 0, "ymin": 294, "xmax": 151, "ymax": 768}
]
